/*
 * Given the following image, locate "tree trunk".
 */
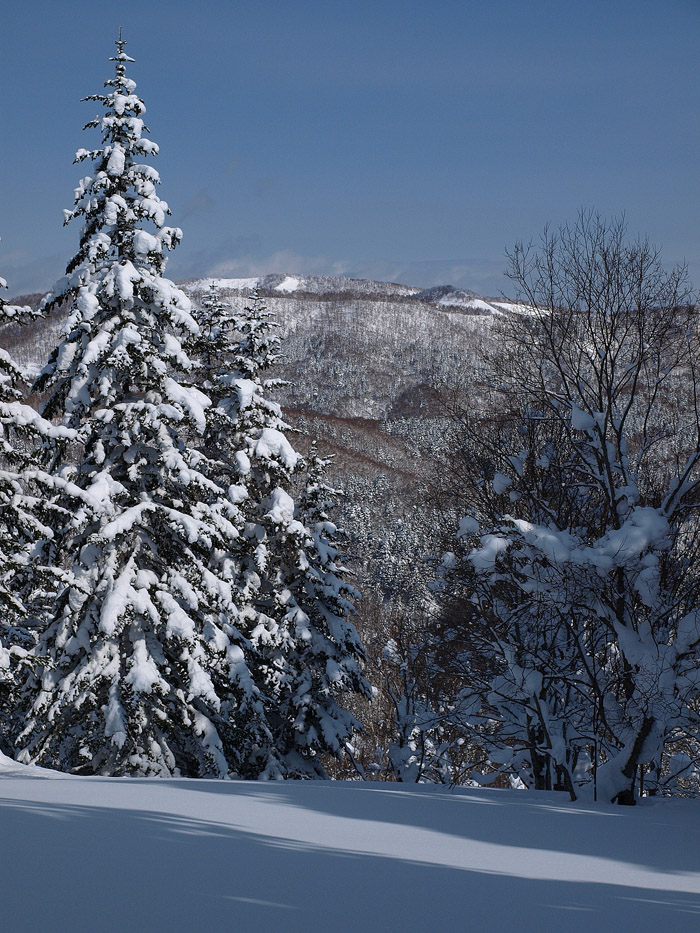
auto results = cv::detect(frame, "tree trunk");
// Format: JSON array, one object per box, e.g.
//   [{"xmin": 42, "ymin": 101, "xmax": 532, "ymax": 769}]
[{"xmin": 612, "ymin": 716, "xmax": 655, "ymax": 806}]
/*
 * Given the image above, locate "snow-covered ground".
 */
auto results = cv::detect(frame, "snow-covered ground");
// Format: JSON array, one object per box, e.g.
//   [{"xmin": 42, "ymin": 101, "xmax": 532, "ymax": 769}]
[{"xmin": 1, "ymin": 755, "xmax": 699, "ymax": 932}]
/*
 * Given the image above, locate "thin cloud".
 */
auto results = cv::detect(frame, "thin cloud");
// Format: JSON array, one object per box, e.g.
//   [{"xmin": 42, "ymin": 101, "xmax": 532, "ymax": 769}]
[{"xmin": 206, "ymin": 250, "xmax": 353, "ymax": 279}]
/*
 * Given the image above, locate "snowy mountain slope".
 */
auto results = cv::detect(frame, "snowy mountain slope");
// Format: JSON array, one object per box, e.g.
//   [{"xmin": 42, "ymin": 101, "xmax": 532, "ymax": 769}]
[
  {"xmin": 0, "ymin": 295, "xmax": 64, "ymax": 382},
  {"xmin": 1, "ymin": 754, "xmax": 699, "ymax": 932}
]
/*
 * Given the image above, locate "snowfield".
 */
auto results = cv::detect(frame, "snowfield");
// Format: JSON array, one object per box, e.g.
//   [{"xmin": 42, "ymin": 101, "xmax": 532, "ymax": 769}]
[{"xmin": 1, "ymin": 755, "xmax": 699, "ymax": 932}]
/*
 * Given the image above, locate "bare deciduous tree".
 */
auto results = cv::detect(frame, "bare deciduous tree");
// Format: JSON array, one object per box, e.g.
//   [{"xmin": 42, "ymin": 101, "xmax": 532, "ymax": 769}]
[{"xmin": 439, "ymin": 212, "xmax": 700, "ymax": 803}]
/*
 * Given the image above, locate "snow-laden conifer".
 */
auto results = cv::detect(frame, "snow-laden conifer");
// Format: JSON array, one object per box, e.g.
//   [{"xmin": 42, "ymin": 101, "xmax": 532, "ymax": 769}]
[
  {"xmin": 16, "ymin": 38, "xmax": 263, "ymax": 776},
  {"xmin": 0, "ymin": 279, "xmax": 35, "ymax": 729},
  {"xmin": 0, "ymin": 272, "xmax": 80, "ymax": 749},
  {"xmin": 195, "ymin": 286, "xmax": 371, "ymax": 777},
  {"xmin": 259, "ymin": 450, "xmax": 372, "ymax": 777}
]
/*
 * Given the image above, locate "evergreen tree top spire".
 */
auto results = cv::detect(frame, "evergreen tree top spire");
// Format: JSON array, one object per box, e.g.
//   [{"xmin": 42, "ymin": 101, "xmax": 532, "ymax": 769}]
[
  {"xmin": 110, "ymin": 28, "xmax": 135, "ymax": 71},
  {"xmin": 35, "ymin": 36, "xmax": 196, "ymax": 419},
  {"xmin": 41, "ymin": 35, "xmax": 182, "ymax": 313}
]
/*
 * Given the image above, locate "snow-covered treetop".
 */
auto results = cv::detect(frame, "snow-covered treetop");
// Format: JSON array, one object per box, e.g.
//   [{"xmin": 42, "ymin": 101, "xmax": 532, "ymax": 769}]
[
  {"xmin": 35, "ymin": 36, "xmax": 198, "ymax": 423},
  {"xmin": 44, "ymin": 33, "xmax": 181, "ymax": 311},
  {"xmin": 231, "ymin": 289, "xmax": 282, "ymax": 382}
]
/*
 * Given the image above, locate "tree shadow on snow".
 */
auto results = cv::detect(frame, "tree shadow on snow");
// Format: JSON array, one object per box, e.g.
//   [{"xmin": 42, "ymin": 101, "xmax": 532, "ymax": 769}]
[
  {"xmin": 0, "ymin": 789, "xmax": 699, "ymax": 933},
  {"xmin": 134, "ymin": 776, "xmax": 700, "ymax": 876}
]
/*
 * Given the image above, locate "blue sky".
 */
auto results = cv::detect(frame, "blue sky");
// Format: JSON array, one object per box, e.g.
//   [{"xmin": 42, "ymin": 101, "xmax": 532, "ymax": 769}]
[{"xmin": 2, "ymin": 0, "xmax": 698, "ymax": 297}]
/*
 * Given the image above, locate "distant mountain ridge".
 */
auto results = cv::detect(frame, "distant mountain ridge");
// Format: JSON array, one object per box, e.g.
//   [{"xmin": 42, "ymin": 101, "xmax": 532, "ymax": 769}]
[{"xmin": 182, "ymin": 272, "xmax": 514, "ymax": 315}]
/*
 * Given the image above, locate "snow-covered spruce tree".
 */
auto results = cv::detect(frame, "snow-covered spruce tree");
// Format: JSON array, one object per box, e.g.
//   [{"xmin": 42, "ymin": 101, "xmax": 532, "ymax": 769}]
[
  {"xmin": 438, "ymin": 214, "xmax": 700, "ymax": 803},
  {"xmin": 16, "ymin": 38, "xmax": 266, "ymax": 777},
  {"xmin": 0, "ymin": 280, "xmax": 39, "ymax": 742},
  {"xmin": 0, "ymin": 278, "xmax": 35, "ymax": 641},
  {"xmin": 193, "ymin": 286, "xmax": 371, "ymax": 778},
  {"xmin": 0, "ymin": 275, "xmax": 79, "ymax": 750},
  {"xmin": 271, "ymin": 448, "xmax": 372, "ymax": 776}
]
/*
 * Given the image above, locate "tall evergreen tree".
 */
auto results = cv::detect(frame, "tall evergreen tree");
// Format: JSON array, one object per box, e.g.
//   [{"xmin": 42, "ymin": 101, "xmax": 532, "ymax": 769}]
[
  {"xmin": 16, "ymin": 38, "xmax": 266, "ymax": 776},
  {"xmin": 0, "ymin": 273, "xmax": 78, "ymax": 749},
  {"xmin": 16, "ymin": 41, "xmax": 369, "ymax": 779},
  {"xmin": 0, "ymin": 278, "xmax": 35, "ymax": 718},
  {"xmin": 269, "ymin": 449, "xmax": 372, "ymax": 776},
  {"xmin": 194, "ymin": 286, "xmax": 372, "ymax": 777}
]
